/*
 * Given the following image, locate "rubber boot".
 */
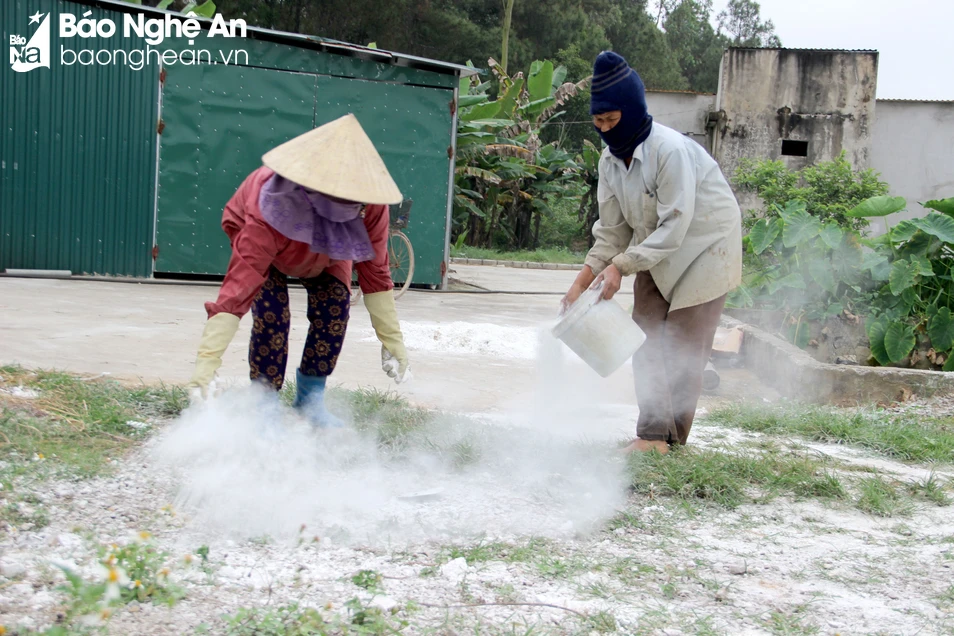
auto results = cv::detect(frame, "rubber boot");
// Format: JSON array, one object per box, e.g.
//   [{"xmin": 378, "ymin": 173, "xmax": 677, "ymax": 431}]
[{"xmin": 293, "ymin": 370, "xmax": 345, "ymax": 429}]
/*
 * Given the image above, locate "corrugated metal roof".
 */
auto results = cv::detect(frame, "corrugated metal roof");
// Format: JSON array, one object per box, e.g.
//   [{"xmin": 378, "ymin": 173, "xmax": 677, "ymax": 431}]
[
  {"xmin": 877, "ymin": 98, "xmax": 954, "ymax": 103},
  {"xmin": 73, "ymin": 0, "xmax": 479, "ymax": 77},
  {"xmin": 646, "ymin": 88, "xmax": 716, "ymax": 97},
  {"xmin": 727, "ymin": 47, "xmax": 878, "ymax": 53}
]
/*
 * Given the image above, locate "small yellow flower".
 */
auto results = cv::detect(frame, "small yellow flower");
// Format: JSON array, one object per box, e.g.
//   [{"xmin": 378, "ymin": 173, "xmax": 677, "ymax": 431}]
[
  {"xmin": 104, "ymin": 554, "xmax": 117, "ymax": 567},
  {"xmin": 159, "ymin": 567, "xmax": 170, "ymax": 578},
  {"xmin": 137, "ymin": 531, "xmax": 152, "ymax": 542},
  {"xmin": 37, "ymin": 453, "xmax": 44, "ymax": 460},
  {"xmin": 100, "ymin": 608, "xmax": 112, "ymax": 620},
  {"xmin": 132, "ymin": 580, "xmax": 142, "ymax": 588},
  {"xmin": 324, "ymin": 602, "xmax": 333, "ymax": 610},
  {"xmin": 184, "ymin": 554, "xmax": 194, "ymax": 565},
  {"xmin": 0, "ymin": 624, "xmax": 7, "ymax": 635}
]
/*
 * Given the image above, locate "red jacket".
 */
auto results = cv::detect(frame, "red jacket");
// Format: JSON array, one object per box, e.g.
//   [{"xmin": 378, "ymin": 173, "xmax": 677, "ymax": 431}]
[{"xmin": 205, "ymin": 167, "xmax": 393, "ymax": 318}]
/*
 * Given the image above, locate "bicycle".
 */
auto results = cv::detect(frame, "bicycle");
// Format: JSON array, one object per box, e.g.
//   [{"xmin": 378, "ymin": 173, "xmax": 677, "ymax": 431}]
[{"xmin": 351, "ymin": 199, "xmax": 415, "ymax": 303}]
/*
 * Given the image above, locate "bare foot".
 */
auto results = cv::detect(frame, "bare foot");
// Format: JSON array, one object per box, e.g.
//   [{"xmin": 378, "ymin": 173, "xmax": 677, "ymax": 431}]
[{"xmin": 621, "ymin": 438, "xmax": 670, "ymax": 455}]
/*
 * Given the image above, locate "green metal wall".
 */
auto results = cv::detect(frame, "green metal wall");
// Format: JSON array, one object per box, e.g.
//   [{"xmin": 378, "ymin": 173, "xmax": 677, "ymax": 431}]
[
  {"xmin": 1, "ymin": 0, "xmax": 159, "ymax": 277},
  {"xmin": 2, "ymin": 0, "xmax": 456, "ymax": 281},
  {"xmin": 156, "ymin": 65, "xmax": 453, "ymax": 286},
  {"xmin": 314, "ymin": 76, "xmax": 454, "ymax": 287},
  {"xmin": 155, "ymin": 64, "xmax": 318, "ymax": 274}
]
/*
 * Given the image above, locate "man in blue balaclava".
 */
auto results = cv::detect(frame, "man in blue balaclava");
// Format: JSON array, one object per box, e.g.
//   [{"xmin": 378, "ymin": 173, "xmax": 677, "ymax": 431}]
[{"xmin": 562, "ymin": 51, "xmax": 743, "ymax": 453}]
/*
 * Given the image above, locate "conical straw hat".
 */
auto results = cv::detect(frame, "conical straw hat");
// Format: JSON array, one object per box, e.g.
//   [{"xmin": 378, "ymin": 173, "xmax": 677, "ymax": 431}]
[{"xmin": 262, "ymin": 114, "xmax": 402, "ymax": 205}]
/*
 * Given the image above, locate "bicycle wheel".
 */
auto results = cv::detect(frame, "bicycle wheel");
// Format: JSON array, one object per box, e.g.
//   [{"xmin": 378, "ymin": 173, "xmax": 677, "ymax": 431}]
[{"xmin": 388, "ymin": 231, "xmax": 415, "ymax": 300}]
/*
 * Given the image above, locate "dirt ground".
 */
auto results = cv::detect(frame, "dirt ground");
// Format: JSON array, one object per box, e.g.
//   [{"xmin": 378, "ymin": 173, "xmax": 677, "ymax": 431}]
[{"xmin": 3, "ymin": 267, "xmax": 951, "ymax": 635}]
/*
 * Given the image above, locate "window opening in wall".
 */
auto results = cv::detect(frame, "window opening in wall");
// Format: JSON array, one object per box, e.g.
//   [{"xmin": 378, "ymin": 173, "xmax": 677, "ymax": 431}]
[{"xmin": 781, "ymin": 139, "xmax": 809, "ymax": 157}]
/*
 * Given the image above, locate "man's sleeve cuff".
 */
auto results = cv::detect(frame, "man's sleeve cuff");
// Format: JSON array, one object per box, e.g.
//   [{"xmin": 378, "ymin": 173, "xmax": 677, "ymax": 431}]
[{"xmin": 611, "ymin": 252, "xmax": 640, "ymax": 276}]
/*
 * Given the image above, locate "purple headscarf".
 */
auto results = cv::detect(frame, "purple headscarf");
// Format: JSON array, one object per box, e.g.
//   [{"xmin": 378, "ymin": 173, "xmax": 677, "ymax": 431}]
[{"xmin": 258, "ymin": 174, "xmax": 377, "ymax": 262}]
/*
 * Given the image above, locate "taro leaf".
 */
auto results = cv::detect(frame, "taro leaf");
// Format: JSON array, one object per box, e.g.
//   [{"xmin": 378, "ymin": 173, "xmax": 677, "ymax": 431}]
[
  {"xmin": 825, "ymin": 302, "xmax": 845, "ymax": 318},
  {"xmin": 781, "ymin": 200, "xmax": 808, "ymax": 216},
  {"xmin": 867, "ymin": 319, "xmax": 891, "ymax": 366},
  {"xmin": 831, "ymin": 243, "xmax": 863, "ymax": 284},
  {"xmin": 847, "ymin": 195, "xmax": 907, "ymax": 218},
  {"xmin": 888, "ymin": 259, "xmax": 919, "ymax": 295},
  {"xmin": 778, "ymin": 272, "xmax": 807, "ymax": 289},
  {"xmin": 819, "ymin": 223, "xmax": 844, "ymax": 250},
  {"xmin": 862, "ymin": 251, "xmax": 891, "ymax": 281},
  {"xmin": 809, "ymin": 258, "xmax": 837, "ymax": 293},
  {"xmin": 900, "ymin": 287, "xmax": 920, "ymax": 314},
  {"xmin": 768, "ymin": 272, "xmax": 807, "ymax": 294},
  {"xmin": 913, "ymin": 255, "xmax": 935, "ymax": 277},
  {"xmin": 928, "ymin": 307, "xmax": 954, "ymax": 351},
  {"xmin": 884, "ymin": 322, "xmax": 916, "ymax": 364},
  {"xmin": 910, "ymin": 212, "xmax": 954, "ymax": 244},
  {"xmin": 923, "ymin": 197, "xmax": 954, "ymax": 217},
  {"xmin": 729, "ymin": 285, "xmax": 754, "ymax": 308},
  {"xmin": 945, "ymin": 351, "xmax": 954, "ymax": 372},
  {"xmin": 890, "ymin": 220, "xmax": 919, "ymax": 243},
  {"xmin": 781, "ymin": 206, "xmax": 822, "ymax": 248},
  {"xmin": 749, "ymin": 218, "xmax": 781, "ymax": 255},
  {"xmin": 900, "ymin": 231, "xmax": 935, "ymax": 259}
]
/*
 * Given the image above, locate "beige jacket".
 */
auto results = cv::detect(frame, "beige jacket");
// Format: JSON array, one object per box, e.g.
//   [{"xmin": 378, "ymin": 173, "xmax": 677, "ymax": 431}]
[{"xmin": 584, "ymin": 123, "xmax": 742, "ymax": 311}]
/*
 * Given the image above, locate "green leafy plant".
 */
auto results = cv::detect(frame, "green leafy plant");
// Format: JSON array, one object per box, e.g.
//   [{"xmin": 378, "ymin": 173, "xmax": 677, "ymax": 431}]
[
  {"xmin": 850, "ymin": 197, "xmax": 954, "ymax": 369},
  {"xmin": 350, "ymin": 569, "xmax": 384, "ymax": 593},
  {"xmin": 729, "ymin": 200, "xmax": 869, "ymax": 340},
  {"xmin": 734, "ymin": 152, "xmax": 890, "ymax": 230},
  {"xmin": 453, "ymin": 58, "xmax": 588, "ymax": 251},
  {"xmin": 732, "ymin": 192, "xmax": 954, "ymax": 370}
]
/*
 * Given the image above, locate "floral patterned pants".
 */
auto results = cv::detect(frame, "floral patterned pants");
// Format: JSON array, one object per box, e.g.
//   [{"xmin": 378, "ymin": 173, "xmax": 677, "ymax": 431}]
[{"xmin": 248, "ymin": 267, "xmax": 350, "ymax": 390}]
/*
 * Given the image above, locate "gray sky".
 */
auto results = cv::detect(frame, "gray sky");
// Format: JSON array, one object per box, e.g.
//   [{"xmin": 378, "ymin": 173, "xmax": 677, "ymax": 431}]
[{"xmin": 709, "ymin": 0, "xmax": 954, "ymax": 100}]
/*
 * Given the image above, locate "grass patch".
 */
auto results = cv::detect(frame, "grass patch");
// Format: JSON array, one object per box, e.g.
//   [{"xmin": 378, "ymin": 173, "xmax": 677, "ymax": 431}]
[
  {"xmin": 625, "ymin": 445, "xmax": 848, "ymax": 509},
  {"xmin": 856, "ymin": 476, "xmax": 912, "ymax": 517},
  {"xmin": 219, "ymin": 599, "xmax": 408, "ymax": 635},
  {"xmin": 0, "ymin": 365, "xmax": 187, "ymax": 535},
  {"xmin": 760, "ymin": 608, "xmax": 820, "ymax": 635},
  {"xmin": 708, "ymin": 402, "xmax": 954, "ymax": 464},
  {"xmin": 439, "ymin": 537, "xmax": 550, "ymax": 566},
  {"xmin": 450, "ymin": 245, "xmax": 585, "ymax": 265},
  {"xmin": 908, "ymin": 472, "xmax": 952, "ymax": 506}
]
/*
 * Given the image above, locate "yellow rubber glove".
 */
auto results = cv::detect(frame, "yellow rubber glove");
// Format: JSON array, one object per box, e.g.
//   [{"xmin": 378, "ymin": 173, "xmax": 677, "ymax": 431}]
[
  {"xmin": 363, "ymin": 290, "xmax": 411, "ymax": 384},
  {"xmin": 189, "ymin": 312, "xmax": 241, "ymax": 399}
]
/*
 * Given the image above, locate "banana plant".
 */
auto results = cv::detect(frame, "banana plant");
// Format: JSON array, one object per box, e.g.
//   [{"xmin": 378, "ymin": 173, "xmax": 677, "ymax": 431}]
[{"xmin": 453, "ymin": 58, "xmax": 585, "ymax": 250}]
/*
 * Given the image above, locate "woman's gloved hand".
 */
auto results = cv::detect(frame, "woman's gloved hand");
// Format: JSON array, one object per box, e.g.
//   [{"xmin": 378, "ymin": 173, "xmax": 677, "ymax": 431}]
[
  {"xmin": 188, "ymin": 312, "xmax": 241, "ymax": 400},
  {"xmin": 363, "ymin": 291, "xmax": 411, "ymax": 384}
]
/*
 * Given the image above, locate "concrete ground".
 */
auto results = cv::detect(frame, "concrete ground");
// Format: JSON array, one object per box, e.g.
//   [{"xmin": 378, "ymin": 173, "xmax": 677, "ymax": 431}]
[{"xmin": 0, "ymin": 265, "xmax": 772, "ymax": 440}]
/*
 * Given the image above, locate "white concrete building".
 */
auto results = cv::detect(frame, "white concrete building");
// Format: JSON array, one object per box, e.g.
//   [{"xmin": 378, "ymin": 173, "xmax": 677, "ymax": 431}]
[{"xmin": 643, "ymin": 48, "xmax": 954, "ymax": 230}]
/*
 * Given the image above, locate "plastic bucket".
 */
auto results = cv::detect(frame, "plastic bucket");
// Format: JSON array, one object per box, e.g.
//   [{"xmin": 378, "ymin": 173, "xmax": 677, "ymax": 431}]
[{"xmin": 552, "ymin": 286, "xmax": 647, "ymax": 377}]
